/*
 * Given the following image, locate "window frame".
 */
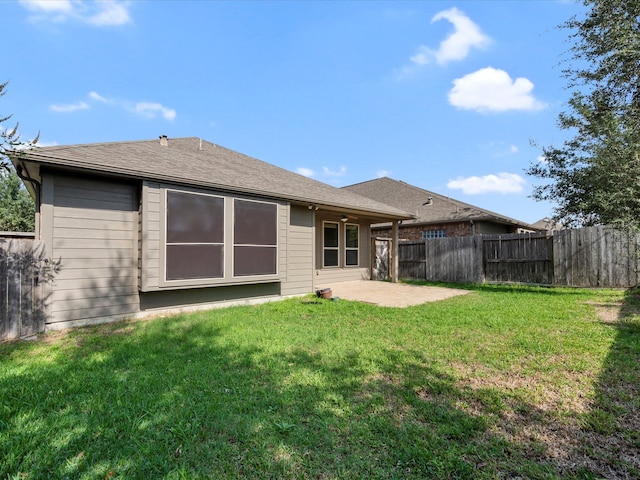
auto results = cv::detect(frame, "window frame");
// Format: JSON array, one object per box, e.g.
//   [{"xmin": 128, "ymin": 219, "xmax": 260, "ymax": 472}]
[
  {"xmin": 164, "ymin": 189, "xmax": 225, "ymax": 282},
  {"xmin": 344, "ymin": 223, "xmax": 359, "ymax": 267},
  {"xmin": 159, "ymin": 187, "xmax": 281, "ymax": 289},
  {"xmin": 232, "ymin": 198, "xmax": 279, "ymax": 278},
  {"xmin": 422, "ymin": 229, "xmax": 446, "ymax": 239},
  {"xmin": 322, "ymin": 221, "xmax": 340, "ymax": 268}
]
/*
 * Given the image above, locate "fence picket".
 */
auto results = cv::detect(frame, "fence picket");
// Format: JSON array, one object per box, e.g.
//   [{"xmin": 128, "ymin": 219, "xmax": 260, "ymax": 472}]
[
  {"xmin": 1, "ymin": 238, "xmax": 46, "ymax": 341},
  {"xmin": 397, "ymin": 226, "xmax": 640, "ymax": 288}
]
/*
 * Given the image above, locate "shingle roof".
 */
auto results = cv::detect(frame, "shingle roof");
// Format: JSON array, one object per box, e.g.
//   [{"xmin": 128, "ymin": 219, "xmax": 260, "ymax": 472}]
[
  {"xmin": 19, "ymin": 137, "xmax": 413, "ymax": 220},
  {"xmin": 342, "ymin": 177, "xmax": 538, "ymax": 230}
]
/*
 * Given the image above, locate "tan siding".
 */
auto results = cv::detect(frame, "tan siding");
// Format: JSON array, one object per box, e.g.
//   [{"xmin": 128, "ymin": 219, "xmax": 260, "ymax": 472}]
[
  {"xmin": 140, "ymin": 182, "xmax": 161, "ymax": 290},
  {"xmin": 51, "ymin": 300, "xmax": 141, "ymax": 323},
  {"xmin": 55, "ymin": 267, "xmax": 136, "ymax": 281},
  {"xmin": 282, "ymin": 205, "xmax": 314, "ymax": 296},
  {"xmin": 54, "ymin": 238, "xmax": 133, "ymax": 249},
  {"xmin": 279, "ymin": 204, "xmax": 288, "ymax": 279},
  {"xmin": 314, "ymin": 267, "xmax": 370, "ymax": 287},
  {"xmin": 48, "ymin": 174, "xmax": 139, "ymax": 326},
  {"xmin": 54, "ymin": 276, "xmax": 133, "ymax": 299}
]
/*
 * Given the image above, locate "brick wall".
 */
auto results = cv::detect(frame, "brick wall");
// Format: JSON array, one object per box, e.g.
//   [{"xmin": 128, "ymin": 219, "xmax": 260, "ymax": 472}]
[{"xmin": 374, "ymin": 222, "xmax": 474, "ymax": 240}]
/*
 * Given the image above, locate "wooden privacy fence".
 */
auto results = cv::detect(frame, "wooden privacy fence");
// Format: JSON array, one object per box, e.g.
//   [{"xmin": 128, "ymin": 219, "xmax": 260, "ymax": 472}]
[
  {"xmin": 397, "ymin": 226, "xmax": 640, "ymax": 288},
  {"xmin": 1, "ymin": 239, "xmax": 48, "ymax": 341}
]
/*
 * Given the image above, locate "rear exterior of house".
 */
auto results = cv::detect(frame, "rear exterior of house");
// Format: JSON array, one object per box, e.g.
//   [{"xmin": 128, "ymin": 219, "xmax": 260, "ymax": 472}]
[{"xmin": 15, "ymin": 137, "xmax": 412, "ymax": 330}]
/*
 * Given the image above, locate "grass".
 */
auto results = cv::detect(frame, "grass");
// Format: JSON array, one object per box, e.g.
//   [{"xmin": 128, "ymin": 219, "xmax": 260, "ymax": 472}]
[{"xmin": 1, "ymin": 283, "xmax": 639, "ymax": 479}]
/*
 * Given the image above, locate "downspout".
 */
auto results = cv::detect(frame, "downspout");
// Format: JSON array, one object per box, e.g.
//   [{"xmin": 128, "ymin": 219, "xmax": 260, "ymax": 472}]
[{"xmin": 470, "ymin": 219, "xmax": 475, "ymax": 236}]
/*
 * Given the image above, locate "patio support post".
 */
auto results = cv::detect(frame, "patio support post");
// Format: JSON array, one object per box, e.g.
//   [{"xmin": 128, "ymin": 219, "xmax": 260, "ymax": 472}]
[{"xmin": 391, "ymin": 220, "xmax": 399, "ymax": 283}]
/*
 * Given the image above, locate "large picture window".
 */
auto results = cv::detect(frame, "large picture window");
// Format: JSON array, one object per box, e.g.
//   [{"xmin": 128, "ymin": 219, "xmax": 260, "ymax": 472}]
[
  {"xmin": 323, "ymin": 222, "xmax": 339, "ymax": 267},
  {"xmin": 345, "ymin": 224, "xmax": 359, "ymax": 266},
  {"xmin": 234, "ymin": 199, "xmax": 278, "ymax": 276},
  {"xmin": 166, "ymin": 190, "xmax": 224, "ymax": 280}
]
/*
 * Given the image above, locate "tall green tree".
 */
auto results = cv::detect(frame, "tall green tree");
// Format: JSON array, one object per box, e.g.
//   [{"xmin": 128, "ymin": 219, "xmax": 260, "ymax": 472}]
[
  {"xmin": 0, "ymin": 167, "xmax": 35, "ymax": 232},
  {"xmin": 1, "ymin": 81, "xmax": 38, "ymax": 231},
  {"xmin": 528, "ymin": 0, "xmax": 640, "ymax": 228}
]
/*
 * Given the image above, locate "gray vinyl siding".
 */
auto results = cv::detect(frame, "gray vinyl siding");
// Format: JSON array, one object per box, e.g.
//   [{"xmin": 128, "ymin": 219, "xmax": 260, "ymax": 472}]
[
  {"xmin": 281, "ymin": 205, "xmax": 314, "ymax": 296},
  {"xmin": 140, "ymin": 181, "xmax": 161, "ymax": 291},
  {"xmin": 45, "ymin": 174, "xmax": 139, "ymax": 326},
  {"xmin": 139, "ymin": 282, "xmax": 281, "ymax": 312},
  {"xmin": 314, "ymin": 267, "xmax": 370, "ymax": 286}
]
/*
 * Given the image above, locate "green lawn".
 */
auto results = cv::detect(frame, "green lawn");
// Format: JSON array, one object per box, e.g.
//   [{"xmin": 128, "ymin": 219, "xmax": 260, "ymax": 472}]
[{"xmin": 1, "ymin": 284, "xmax": 639, "ymax": 479}]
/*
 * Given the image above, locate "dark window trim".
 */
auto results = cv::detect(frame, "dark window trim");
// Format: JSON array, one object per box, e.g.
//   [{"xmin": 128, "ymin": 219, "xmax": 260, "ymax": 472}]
[
  {"xmin": 165, "ymin": 189, "xmax": 225, "ymax": 281},
  {"xmin": 345, "ymin": 223, "xmax": 359, "ymax": 267},
  {"xmin": 323, "ymin": 221, "xmax": 340, "ymax": 268},
  {"xmin": 232, "ymin": 198, "xmax": 279, "ymax": 278}
]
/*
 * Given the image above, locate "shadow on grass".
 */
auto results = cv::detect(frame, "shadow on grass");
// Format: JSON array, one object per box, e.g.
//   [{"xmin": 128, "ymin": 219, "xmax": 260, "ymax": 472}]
[
  {"xmin": 575, "ymin": 289, "xmax": 640, "ymax": 478},
  {"xmin": 1, "ymin": 306, "xmax": 589, "ymax": 480},
  {"xmin": 403, "ymin": 278, "xmax": 600, "ymax": 298}
]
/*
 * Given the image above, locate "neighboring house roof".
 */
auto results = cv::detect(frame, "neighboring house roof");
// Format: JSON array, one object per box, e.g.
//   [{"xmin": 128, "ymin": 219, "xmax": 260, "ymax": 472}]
[
  {"xmin": 342, "ymin": 177, "xmax": 539, "ymax": 230},
  {"xmin": 16, "ymin": 137, "xmax": 413, "ymax": 221},
  {"xmin": 531, "ymin": 217, "xmax": 563, "ymax": 231}
]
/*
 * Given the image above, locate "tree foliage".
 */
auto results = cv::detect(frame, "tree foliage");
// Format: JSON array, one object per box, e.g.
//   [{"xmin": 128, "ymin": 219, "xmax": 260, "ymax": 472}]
[
  {"xmin": 1, "ymin": 81, "xmax": 39, "ymax": 231},
  {"xmin": 0, "ymin": 167, "xmax": 35, "ymax": 232},
  {"xmin": 528, "ymin": 0, "xmax": 640, "ymax": 228},
  {"xmin": 1, "ymin": 80, "xmax": 39, "ymax": 172}
]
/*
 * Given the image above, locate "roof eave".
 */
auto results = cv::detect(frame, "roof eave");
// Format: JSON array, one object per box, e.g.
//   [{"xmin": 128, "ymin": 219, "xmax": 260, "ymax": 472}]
[{"xmin": 21, "ymin": 152, "xmax": 414, "ymax": 221}]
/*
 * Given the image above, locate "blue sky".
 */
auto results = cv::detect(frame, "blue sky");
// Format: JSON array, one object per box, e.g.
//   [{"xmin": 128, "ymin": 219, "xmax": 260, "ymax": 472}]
[{"xmin": 3, "ymin": 0, "xmax": 583, "ymax": 224}]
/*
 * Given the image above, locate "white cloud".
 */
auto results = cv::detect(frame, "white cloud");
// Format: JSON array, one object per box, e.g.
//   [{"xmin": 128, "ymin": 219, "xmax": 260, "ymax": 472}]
[
  {"xmin": 430, "ymin": 7, "xmax": 491, "ymax": 64},
  {"xmin": 50, "ymin": 92, "xmax": 176, "ymax": 122},
  {"xmin": 134, "ymin": 102, "xmax": 176, "ymax": 121},
  {"xmin": 399, "ymin": 7, "xmax": 490, "ymax": 77},
  {"xmin": 376, "ymin": 170, "xmax": 391, "ymax": 178},
  {"xmin": 87, "ymin": 1, "xmax": 131, "ymax": 26},
  {"xmin": 409, "ymin": 47, "xmax": 431, "ymax": 67},
  {"xmin": 89, "ymin": 91, "xmax": 109, "ymax": 103},
  {"xmin": 296, "ymin": 167, "xmax": 315, "ymax": 177},
  {"xmin": 50, "ymin": 101, "xmax": 90, "ymax": 113},
  {"xmin": 20, "ymin": 0, "xmax": 72, "ymax": 13},
  {"xmin": 448, "ymin": 67, "xmax": 546, "ymax": 113},
  {"xmin": 322, "ymin": 166, "xmax": 347, "ymax": 177},
  {"xmin": 19, "ymin": 0, "xmax": 132, "ymax": 26},
  {"xmin": 447, "ymin": 172, "xmax": 526, "ymax": 194},
  {"xmin": 509, "ymin": 145, "xmax": 519, "ymax": 154}
]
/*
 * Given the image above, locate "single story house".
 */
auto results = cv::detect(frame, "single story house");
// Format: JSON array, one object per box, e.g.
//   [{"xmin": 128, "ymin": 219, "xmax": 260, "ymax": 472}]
[
  {"xmin": 12, "ymin": 136, "xmax": 413, "ymax": 331},
  {"xmin": 342, "ymin": 177, "xmax": 541, "ymax": 240}
]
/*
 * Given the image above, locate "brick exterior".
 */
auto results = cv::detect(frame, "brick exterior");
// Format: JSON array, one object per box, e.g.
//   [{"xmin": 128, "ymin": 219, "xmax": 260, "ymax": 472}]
[{"xmin": 374, "ymin": 222, "xmax": 474, "ymax": 240}]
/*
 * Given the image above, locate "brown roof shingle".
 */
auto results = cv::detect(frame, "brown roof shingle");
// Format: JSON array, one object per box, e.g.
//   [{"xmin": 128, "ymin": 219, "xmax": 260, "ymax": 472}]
[
  {"xmin": 20, "ymin": 137, "xmax": 413, "ymax": 220},
  {"xmin": 342, "ymin": 177, "xmax": 538, "ymax": 230}
]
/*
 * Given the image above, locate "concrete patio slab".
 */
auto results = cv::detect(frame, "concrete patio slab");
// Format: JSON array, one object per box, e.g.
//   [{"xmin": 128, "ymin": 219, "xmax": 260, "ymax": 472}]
[{"xmin": 314, "ymin": 281, "xmax": 471, "ymax": 307}]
